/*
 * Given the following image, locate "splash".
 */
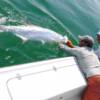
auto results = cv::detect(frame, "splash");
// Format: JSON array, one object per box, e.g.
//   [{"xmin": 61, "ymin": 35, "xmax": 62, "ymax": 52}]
[{"xmin": 0, "ymin": 17, "xmax": 7, "ymax": 24}]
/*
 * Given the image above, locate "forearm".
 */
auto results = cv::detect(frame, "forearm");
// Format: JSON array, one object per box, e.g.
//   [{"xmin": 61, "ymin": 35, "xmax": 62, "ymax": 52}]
[{"xmin": 59, "ymin": 44, "xmax": 74, "ymax": 52}]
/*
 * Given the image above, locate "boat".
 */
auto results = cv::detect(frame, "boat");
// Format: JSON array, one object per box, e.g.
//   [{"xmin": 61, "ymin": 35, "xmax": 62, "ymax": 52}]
[{"xmin": 0, "ymin": 56, "xmax": 86, "ymax": 100}]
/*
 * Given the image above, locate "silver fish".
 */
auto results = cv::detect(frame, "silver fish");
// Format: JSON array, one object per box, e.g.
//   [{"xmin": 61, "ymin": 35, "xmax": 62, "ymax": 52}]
[{"xmin": 0, "ymin": 25, "xmax": 68, "ymax": 43}]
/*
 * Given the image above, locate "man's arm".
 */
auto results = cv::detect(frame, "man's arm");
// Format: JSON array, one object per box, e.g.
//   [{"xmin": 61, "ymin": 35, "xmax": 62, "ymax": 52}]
[
  {"xmin": 61, "ymin": 36, "xmax": 74, "ymax": 48},
  {"xmin": 59, "ymin": 43, "xmax": 77, "ymax": 55}
]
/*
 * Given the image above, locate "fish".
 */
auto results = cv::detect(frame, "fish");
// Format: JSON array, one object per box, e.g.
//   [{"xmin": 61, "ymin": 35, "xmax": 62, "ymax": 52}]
[{"xmin": 0, "ymin": 25, "xmax": 68, "ymax": 44}]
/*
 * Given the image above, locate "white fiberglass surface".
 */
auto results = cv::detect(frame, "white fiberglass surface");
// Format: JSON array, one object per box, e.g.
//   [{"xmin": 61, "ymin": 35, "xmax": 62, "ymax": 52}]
[{"xmin": 0, "ymin": 57, "xmax": 86, "ymax": 100}]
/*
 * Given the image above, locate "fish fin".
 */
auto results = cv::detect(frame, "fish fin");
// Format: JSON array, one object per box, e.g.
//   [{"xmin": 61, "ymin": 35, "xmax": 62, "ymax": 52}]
[
  {"xmin": 40, "ymin": 40, "xmax": 45, "ymax": 44},
  {"xmin": 0, "ymin": 30, "xmax": 3, "ymax": 32},
  {"xmin": 15, "ymin": 34, "xmax": 28, "ymax": 43}
]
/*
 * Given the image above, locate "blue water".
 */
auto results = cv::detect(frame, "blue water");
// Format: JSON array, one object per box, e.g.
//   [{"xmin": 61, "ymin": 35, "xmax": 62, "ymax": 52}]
[{"xmin": 0, "ymin": 0, "xmax": 100, "ymax": 67}]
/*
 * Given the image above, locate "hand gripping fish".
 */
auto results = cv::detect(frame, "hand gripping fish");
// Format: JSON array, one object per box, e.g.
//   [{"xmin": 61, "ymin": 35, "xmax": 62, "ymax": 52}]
[{"xmin": 0, "ymin": 25, "xmax": 68, "ymax": 44}]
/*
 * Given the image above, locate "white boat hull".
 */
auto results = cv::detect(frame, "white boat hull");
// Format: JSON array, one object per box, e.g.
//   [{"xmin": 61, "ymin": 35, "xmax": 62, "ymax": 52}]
[{"xmin": 0, "ymin": 57, "xmax": 86, "ymax": 100}]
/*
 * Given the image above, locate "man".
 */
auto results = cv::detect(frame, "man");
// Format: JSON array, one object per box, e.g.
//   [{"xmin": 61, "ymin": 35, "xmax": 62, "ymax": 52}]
[
  {"xmin": 59, "ymin": 35, "xmax": 100, "ymax": 100},
  {"xmin": 95, "ymin": 31, "xmax": 100, "ymax": 60}
]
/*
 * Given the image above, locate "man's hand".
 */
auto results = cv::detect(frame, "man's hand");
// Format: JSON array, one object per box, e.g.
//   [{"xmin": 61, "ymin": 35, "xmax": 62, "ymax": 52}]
[{"xmin": 66, "ymin": 40, "xmax": 74, "ymax": 48}]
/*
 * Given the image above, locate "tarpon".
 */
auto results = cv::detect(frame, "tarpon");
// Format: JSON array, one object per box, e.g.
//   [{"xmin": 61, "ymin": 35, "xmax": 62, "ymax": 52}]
[{"xmin": 0, "ymin": 25, "xmax": 67, "ymax": 43}]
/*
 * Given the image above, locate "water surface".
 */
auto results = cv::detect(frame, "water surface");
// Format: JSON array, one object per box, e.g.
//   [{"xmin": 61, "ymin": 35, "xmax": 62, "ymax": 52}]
[{"xmin": 0, "ymin": 0, "xmax": 100, "ymax": 67}]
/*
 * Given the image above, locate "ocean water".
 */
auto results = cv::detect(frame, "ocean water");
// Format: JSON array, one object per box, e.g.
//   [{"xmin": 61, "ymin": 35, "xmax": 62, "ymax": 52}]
[{"xmin": 0, "ymin": 0, "xmax": 100, "ymax": 67}]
